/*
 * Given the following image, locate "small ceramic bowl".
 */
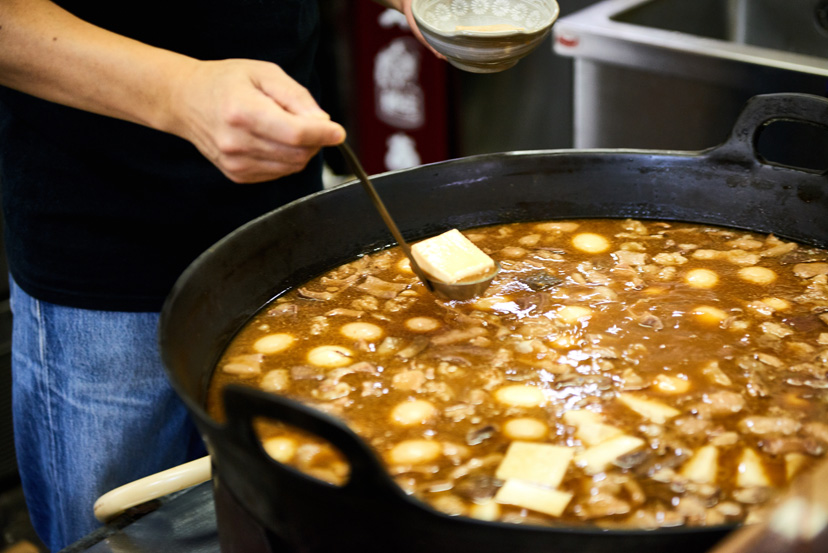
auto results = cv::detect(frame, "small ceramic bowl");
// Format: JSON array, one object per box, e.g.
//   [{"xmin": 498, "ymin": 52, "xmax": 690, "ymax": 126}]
[{"xmin": 412, "ymin": 0, "xmax": 560, "ymax": 73}]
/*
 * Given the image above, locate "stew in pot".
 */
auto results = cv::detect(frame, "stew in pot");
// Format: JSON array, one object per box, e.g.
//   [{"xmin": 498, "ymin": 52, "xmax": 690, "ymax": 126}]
[{"xmin": 208, "ymin": 218, "xmax": 828, "ymax": 529}]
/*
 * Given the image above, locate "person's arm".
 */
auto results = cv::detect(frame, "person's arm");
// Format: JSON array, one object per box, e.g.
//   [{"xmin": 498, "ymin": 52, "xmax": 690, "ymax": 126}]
[{"xmin": 0, "ymin": 0, "xmax": 346, "ymax": 183}]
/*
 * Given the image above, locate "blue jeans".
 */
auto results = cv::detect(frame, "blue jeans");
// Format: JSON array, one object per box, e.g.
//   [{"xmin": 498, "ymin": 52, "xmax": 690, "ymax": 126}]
[{"xmin": 10, "ymin": 278, "xmax": 205, "ymax": 552}]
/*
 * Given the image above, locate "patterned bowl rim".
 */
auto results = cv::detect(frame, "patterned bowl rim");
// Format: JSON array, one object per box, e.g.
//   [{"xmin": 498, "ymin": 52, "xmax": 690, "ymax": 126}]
[{"xmin": 412, "ymin": 0, "xmax": 560, "ymax": 37}]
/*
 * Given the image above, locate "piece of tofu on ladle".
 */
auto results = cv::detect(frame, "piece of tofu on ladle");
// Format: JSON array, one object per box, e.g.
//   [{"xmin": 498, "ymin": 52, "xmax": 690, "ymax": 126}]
[{"xmin": 410, "ymin": 228, "xmax": 496, "ymax": 285}]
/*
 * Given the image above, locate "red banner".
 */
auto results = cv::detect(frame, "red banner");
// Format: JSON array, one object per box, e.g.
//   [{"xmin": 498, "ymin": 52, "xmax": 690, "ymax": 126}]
[{"xmin": 352, "ymin": 3, "xmax": 450, "ymax": 175}]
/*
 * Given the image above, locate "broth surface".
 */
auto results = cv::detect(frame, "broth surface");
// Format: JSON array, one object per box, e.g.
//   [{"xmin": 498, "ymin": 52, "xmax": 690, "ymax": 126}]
[{"xmin": 209, "ymin": 219, "xmax": 828, "ymax": 529}]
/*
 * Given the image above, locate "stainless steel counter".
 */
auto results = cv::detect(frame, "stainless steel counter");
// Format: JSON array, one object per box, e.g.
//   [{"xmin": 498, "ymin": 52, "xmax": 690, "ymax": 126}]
[{"xmin": 553, "ymin": 0, "xmax": 828, "ymax": 154}]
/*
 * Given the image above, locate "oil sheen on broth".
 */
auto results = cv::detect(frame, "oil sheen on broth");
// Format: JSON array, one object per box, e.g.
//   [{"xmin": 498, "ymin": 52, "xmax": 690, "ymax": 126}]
[{"xmin": 208, "ymin": 219, "xmax": 828, "ymax": 529}]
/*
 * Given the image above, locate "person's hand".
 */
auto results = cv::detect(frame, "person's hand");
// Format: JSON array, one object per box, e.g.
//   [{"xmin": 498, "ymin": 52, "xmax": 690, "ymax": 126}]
[
  {"xmin": 168, "ymin": 58, "xmax": 346, "ymax": 184},
  {"xmin": 384, "ymin": 0, "xmax": 445, "ymax": 60}
]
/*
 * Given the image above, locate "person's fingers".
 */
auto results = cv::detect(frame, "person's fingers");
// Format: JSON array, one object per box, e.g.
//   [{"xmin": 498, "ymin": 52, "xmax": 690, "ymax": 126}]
[
  {"xmin": 252, "ymin": 111, "xmax": 346, "ymax": 148},
  {"xmin": 172, "ymin": 58, "xmax": 347, "ymax": 183},
  {"xmin": 207, "ymin": 89, "xmax": 345, "ymax": 153},
  {"xmin": 213, "ymin": 133, "xmax": 312, "ymax": 165},
  {"xmin": 210, "ymin": 115, "xmax": 343, "ymax": 183},
  {"xmin": 233, "ymin": 71, "xmax": 346, "ymax": 146},
  {"xmin": 209, "ymin": 131, "xmax": 319, "ymax": 179},
  {"xmin": 220, "ymin": 159, "xmax": 308, "ymax": 184},
  {"xmin": 401, "ymin": 1, "xmax": 445, "ymax": 59},
  {"xmin": 215, "ymin": 144, "xmax": 319, "ymax": 183},
  {"xmin": 253, "ymin": 64, "xmax": 331, "ymax": 119}
]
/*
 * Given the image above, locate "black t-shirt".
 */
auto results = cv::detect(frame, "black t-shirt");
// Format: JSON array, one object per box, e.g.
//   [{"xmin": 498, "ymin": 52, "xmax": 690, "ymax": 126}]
[{"xmin": 0, "ymin": 0, "xmax": 323, "ymax": 311}]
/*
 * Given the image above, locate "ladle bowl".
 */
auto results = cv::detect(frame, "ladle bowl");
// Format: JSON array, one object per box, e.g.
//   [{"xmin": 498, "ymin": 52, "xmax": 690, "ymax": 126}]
[{"xmin": 338, "ymin": 142, "xmax": 498, "ymax": 301}]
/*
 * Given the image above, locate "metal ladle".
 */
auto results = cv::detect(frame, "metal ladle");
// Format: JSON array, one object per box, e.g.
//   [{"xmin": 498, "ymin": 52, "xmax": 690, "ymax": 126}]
[{"xmin": 338, "ymin": 142, "xmax": 498, "ymax": 301}]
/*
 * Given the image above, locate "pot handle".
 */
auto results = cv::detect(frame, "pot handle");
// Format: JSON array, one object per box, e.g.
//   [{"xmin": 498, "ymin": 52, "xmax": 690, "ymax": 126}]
[
  {"xmin": 713, "ymin": 92, "xmax": 828, "ymax": 168},
  {"xmin": 220, "ymin": 384, "xmax": 401, "ymax": 496}
]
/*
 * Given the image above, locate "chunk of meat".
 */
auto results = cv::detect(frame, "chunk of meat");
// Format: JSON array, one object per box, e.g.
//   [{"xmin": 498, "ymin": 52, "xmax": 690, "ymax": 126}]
[
  {"xmin": 266, "ymin": 302, "xmax": 298, "ymax": 316},
  {"xmin": 356, "ymin": 276, "xmax": 408, "ymax": 299},
  {"xmin": 396, "ymin": 336, "xmax": 430, "ymax": 359},
  {"xmin": 673, "ymin": 416, "xmax": 713, "ymax": 437},
  {"xmin": 759, "ymin": 437, "xmax": 824, "ymax": 456},
  {"xmin": 738, "ymin": 416, "xmax": 801, "ymax": 436},
  {"xmin": 794, "ymin": 262, "xmax": 828, "ymax": 278},
  {"xmin": 803, "ymin": 421, "xmax": 828, "ymax": 445},
  {"xmin": 391, "ymin": 369, "xmax": 427, "ymax": 392},
  {"xmin": 297, "ymin": 287, "xmax": 336, "ymax": 301},
  {"xmin": 431, "ymin": 327, "xmax": 488, "ymax": 346},
  {"xmin": 518, "ymin": 270, "xmax": 563, "ymax": 291},
  {"xmin": 325, "ymin": 308, "xmax": 365, "ymax": 318},
  {"xmin": 613, "ymin": 250, "xmax": 648, "ymax": 266},
  {"xmin": 466, "ymin": 425, "xmax": 496, "ymax": 446},
  {"xmin": 697, "ymin": 391, "xmax": 746, "ymax": 417},
  {"xmin": 454, "ymin": 474, "xmax": 501, "ymax": 502},
  {"xmin": 290, "ymin": 365, "xmax": 324, "ymax": 381}
]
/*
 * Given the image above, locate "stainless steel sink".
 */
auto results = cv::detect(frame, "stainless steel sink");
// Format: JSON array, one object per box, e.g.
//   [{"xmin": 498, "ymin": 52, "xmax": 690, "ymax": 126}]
[
  {"xmin": 553, "ymin": 0, "xmax": 828, "ymax": 156},
  {"xmin": 612, "ymin": 0, "xmax": 828, "ymax": 58}
]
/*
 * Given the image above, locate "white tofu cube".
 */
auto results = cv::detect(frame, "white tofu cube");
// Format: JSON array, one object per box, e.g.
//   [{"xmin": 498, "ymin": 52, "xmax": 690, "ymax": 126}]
[
  {"xmin": 574, "ymin": 435, "xmax": 645, "ymax": 475},
  {"xmin": 785, "ymin": 453, "xmax": 808, "ymax": 481},
  {"xmin": 617, "ymin": 393, "xmax": 681, "ymax": 424},
  {"xmin": 494, "ymin": 479, "xmax": 574, "ymax": 517},
  {"xmin": 680, "ymin": 445, "xmax": 719, "ymax": 484},
  {"xmin": 563, "ymin": 409, "xmax": 623, "ymax": 446},
  {"xmin": 562, "ymin": 409, "xmax": 603, "ymax": 426},
  {"xmin": 575, "ymin": 422, "xmax": 624, "ymax": 447},
  {"xmin": 495, "ymin": 441, "xmax": 574, "ymax": 488},
  {"xmin": 737, "ymin": 447, "xmax": 771, "ymax": 488},
  {"xmin": 411, "ymin": 229, "xmax": 496, "ymax": 284}
]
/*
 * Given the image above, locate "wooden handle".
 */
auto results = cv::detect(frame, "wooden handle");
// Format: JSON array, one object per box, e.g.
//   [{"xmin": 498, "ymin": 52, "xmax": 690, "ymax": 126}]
[{"xmin": 92, "ymin": 456, "xmax": 212, "ymax": 523}]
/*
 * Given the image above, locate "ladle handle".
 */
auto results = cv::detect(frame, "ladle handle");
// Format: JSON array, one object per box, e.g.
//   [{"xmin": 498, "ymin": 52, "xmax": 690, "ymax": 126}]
[{"xmin": 337, "ymin": 142, "xmax": 434, "ymax": 292}]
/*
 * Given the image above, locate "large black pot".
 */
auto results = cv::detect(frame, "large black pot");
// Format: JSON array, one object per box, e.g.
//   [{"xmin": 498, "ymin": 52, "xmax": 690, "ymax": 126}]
[{"xmin": 160, "ymin": 93, "xmax": 828, "ymax": 553}]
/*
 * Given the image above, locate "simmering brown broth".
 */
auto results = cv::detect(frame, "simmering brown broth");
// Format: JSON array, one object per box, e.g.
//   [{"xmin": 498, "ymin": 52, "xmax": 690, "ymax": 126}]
[{"xmin": 209, "ymin": 219, "xmax": 828, "ymax": 529}]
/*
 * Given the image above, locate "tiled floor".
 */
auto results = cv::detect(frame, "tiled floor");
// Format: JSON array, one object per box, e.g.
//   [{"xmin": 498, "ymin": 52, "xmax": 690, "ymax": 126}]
[{"xmin": 0, "ymin": 484, "xmax": 46, "ymax": 553}]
